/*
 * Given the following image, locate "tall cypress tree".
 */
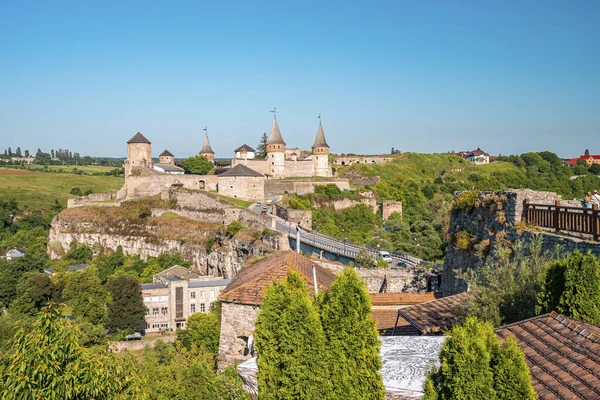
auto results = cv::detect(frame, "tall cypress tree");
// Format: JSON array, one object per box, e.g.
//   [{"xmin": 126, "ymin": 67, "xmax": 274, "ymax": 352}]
[
  {"xmin": 559, "ymin": 251, "xmax": 600, "ymax": 324},
  {"xmin": 493, "ymin": 336, "xmax": 537, "ymax": 400},
  {"xmin": 254, "ymin": 272, "xmax": 331, "ymax": 400},
  {"xmin": 318, "ymin": 268, "xmax": 385, "ymax": 400}
]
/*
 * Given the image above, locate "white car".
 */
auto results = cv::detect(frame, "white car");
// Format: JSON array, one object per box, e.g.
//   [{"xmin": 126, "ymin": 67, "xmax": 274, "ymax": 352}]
[{"xmin": 378, "ymin": 251, "xmax": 392, "ymax": 263}]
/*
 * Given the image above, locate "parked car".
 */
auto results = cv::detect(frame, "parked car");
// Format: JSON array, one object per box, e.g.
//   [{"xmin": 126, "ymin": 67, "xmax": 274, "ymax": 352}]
[
  {"xmin": 125, "ymin": 332, "xmax": 142, "ymax": 341},
  {"xmin": 378, "ymin": 251, "xmax": 392, "ymax": 263},
  {"xmin": 393, "ymin": 261, "xmax": 408, "ymax": 268}
]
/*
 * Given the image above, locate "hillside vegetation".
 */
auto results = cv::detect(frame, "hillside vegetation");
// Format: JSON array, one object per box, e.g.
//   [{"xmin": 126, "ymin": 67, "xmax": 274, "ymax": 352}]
[{"xmin": 0, "ymin": 168, "xmax": 124, "ymax": 210}]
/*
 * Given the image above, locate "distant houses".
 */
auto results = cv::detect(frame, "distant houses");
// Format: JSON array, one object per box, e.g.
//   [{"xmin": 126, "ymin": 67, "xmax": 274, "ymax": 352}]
[{"xmin": 0, "ymin": 248, "xmax": 26, "ymax": 260}]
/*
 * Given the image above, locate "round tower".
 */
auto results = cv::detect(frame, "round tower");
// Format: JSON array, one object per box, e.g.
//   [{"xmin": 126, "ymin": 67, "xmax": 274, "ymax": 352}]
[
  {"xmin": 124, "ymin": 132, "xmax": 153, "ymax": 178},
  {"xmin": 312, "ymin": 121, "xmax": 330, "ymax": 177},
  {"xmin": 200, "ymin": 133, "xmax": 215, "ymax": 163},
  {"xmin": 266, "ymin": 116, "xmax": 286, "ymax": 178}
]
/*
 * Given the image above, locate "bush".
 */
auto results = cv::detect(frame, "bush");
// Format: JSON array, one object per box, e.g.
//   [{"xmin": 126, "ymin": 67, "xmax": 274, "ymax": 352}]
[
  {"xmin": 70, "ymin": 187, "xmax": 83, "ymax": 196},
  {"xmin": 453, "ymin": 191, "xmax": 478, "ymax": 212},
  {"xmin": 225, "ymin": 221, "xmax": 243, "ymax": 237}
]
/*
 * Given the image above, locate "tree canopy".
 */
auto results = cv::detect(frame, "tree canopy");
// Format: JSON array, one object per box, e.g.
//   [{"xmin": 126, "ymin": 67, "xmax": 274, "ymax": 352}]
[{"xmin": 181, "ymin": 155, "xmax": 214, "ymax": 175}]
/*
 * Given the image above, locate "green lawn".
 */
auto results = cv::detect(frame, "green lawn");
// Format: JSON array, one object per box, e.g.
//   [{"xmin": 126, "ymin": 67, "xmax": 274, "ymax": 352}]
[
  {"xmin": 211, "ymin": 193, "xmax": 254, "ymax": 208},
  {"xmin": 3, "ymin": 164, "xmax": 121, "ymax": 175},
  {"xmin": 0, "ymin": 168, "xmax": 124, "ymax": 210}
]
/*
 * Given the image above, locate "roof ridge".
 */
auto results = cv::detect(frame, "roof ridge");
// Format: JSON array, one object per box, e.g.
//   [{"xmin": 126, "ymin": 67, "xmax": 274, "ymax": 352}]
[
  {"xmin": 549, "ymin": 311, "xmax": 600, "ymax": 343},
  {"xmin": 266, "ymin": 116, "xmax": 286, "ymax": 146},
  {"xmin": 200, "ymin": 133, "xmax": 214, "ymax": 154},
  {"xmin": 311, "ymin": 121, "xmax": 329, "ymax": 148}
]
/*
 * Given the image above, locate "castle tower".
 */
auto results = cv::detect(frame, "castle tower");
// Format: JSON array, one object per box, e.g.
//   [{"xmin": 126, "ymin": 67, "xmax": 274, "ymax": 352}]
[
  {"xmin": 124, "ymin": 132, "xmax": 153, "ymax": 178},
  {"xmin": 266, "ymin": 114, "xmax": 286, "ymax": 178},
  {"xmin": 159, "ymin": 150, "xmax": 175, "ymax": 165},
  {"xmin": 200, "ymin": 132, "xmax": 215, "ymax": 163},
  {"xmin": 311, "ymin": 120, "xmax": 330, "ymax": 177}
]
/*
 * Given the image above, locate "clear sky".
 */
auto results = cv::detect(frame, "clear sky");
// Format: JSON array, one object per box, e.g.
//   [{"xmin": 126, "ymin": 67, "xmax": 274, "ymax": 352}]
[{"xmin": 1, "ymin": 1, "xmax": 598, "ymax": 158}]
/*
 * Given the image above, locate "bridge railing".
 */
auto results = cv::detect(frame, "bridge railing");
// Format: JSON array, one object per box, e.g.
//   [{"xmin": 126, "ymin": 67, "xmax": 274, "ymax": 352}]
[
  {"xmin": 524, "ymin": 200, "xmax": 600, "ymax": 241},
  {"xmin": 294, "ymin": 225, "xmax": 423, "ymax": 266}
]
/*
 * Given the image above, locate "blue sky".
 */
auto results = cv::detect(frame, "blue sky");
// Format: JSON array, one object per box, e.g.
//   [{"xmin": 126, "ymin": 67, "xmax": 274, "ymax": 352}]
[{"xmin": 1, "ymin": 1, "xmax": 598, "ymax": 158}]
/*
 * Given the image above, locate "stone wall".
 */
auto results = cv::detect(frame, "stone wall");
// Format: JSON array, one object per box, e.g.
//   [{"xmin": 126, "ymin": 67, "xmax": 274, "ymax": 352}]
[
  {"xmin": 332, "ymin": 156, "xmax": 393, "ymax": 166},
  {"xmin": 274, "ymin": 204, "xmax": 312, "ymax": 229},
  {"xmin": 218, "ymin": 302, "xmax": 260, "ymax": 369},
  {"xmin": 382, "ymin": 201, "xmax": 403, "ymax": 220},
  {"xmin": 263, "ymin": 178, "xmax": 350, "ymax": 197},
  {"xmin": 282, "ymin": 159, "xmax": 317, "ymax": 177},
  {"xmin": 342, "ymin": 169, "xmax": 381, "ymax": 186},
  {"xmin": 440, "ymin": 189, "xmax": 600, "ymax": 296},
  {"xmin": 356, "ymin": 268, "xmax": 439, "ymax": 293},
  {"xmin": 109, "ymin": 335, "xmax": 176, "ymax": 353},
  {"xmin": 230, "ymin": 158, "xmax": 269, "ymax": 175},
  {"xmin": 120, "ymin": 174, "xmax": 219, "ymax": 201},
  {"xmin": 317, "ymin": 196, "xmax": 378, "ymax": 213},
  {"xmin": 68, "ymin": 192, "xmax": 119, "ymax": 208},
  {"xmin": 218, "ymin": 176, "xmax": 265, "ymax": 202}
]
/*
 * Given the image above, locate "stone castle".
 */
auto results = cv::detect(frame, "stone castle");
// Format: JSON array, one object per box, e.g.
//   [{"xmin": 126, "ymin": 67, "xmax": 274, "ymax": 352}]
[{"xmin": 118, "ymin": 116, "xmax": 347, "ymax": 202}]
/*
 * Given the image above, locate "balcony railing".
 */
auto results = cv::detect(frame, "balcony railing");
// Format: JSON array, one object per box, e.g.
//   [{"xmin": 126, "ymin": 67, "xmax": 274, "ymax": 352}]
[{"xmin": 523, "ymin": 200, "xmax": 600, "ymax": 241}]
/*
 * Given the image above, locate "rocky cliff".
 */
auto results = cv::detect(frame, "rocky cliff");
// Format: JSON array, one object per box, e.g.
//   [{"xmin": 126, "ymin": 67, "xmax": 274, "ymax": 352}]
[
  {"xmin": 441, "ymin": 189, "xmax": 600, "ymax": 295},
  {"xmin": 49, "ymin": 196, "xmax": 288, "ymax": 278}
]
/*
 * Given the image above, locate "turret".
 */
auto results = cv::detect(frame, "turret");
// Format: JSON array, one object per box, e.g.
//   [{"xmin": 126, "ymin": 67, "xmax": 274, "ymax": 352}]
[
  {"xmin": 266, "ymin": 116, "xmax": 286, "ymax": 177},
  {"xmin": 200, "ymin": 133, "xmax": 215, "ymax": 163},
  {"xmin": 159, "ymin": 150, "xmax": 175, "ymax": 165},
  {"xmin": 311, "ymin": 121, "xmax": 330, "ymax": 177},
  {"xmin": 124, "ymin": 132, "xmax": 153, "ymax": 178}
]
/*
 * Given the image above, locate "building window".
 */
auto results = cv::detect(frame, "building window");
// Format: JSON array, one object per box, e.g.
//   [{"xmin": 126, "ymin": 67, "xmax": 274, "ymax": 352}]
[
  {"xmin": 152, "ymin": 307, "xmax": 159, "ymax": 316},
  {"xmin": 161, "ymin": 306, "xmax": 168, "ymax": 315},
  {"xmin": 190, "ymin": 303, "xmax": 196, "ymax": 313},
  {"xmin": 200, "ymin": 303, "xmax": 206, "ymax": 312},
  {"xmin": 161, "ymin": 323, "xmax": 169, "ymax": 329},
  {"xmin": 210, "ymin": 302, "xmax": 214, "ymax": 310},
  {"xmin": 200, "ymin": 291, "xmax": 205, "ymax": 299},
  {"xmin": 145, "ymin": 307, "xmax": 150, "ymax": 316},
  {"xmin": 210, "ymin": 291, "xmax": 215, "ymax": 298},
  {"xmin": 190, "ymin": 291, "xmax": 195, "ymax": 299}
]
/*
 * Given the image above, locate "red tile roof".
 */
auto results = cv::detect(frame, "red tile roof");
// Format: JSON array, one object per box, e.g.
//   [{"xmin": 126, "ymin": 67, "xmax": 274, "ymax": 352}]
[
  {"xmin": 372, "ymin": 309, "xmax": 420, "ymax": 336},
  {"xmin": 218, "ymin": 250, "xmax": 336, "ymax": 306},
  {"xmin": 579, "ymin": 155, "xmax": 600, "ymax": 160},
  {"xmin": 495, "ymin": 312, "xmax": 600, "ymax": 400},
  {"xmin": 397, "ymin": 292, "xmax": 472, "ymax": 335},
  {"xmin": 370, "ymin": 292, "xmax": 440, "ymax": 307}
]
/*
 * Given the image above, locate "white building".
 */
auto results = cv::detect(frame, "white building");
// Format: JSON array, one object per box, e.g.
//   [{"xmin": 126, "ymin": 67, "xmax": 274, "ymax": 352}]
[{"xmin": 141, "ymin": 266, "xmax": 230, "ymax": 333}]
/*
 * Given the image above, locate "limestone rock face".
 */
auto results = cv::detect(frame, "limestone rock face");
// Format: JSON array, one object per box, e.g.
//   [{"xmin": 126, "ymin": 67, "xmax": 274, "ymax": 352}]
[{"xmin": 48, "ymin": 214, "xmax": 285, "ymax": 279}]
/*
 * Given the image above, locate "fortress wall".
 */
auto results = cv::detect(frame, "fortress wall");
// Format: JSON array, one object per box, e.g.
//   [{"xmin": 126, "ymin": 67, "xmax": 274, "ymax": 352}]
[
  {"xmin": 230, "ymin": 158, "xmax": 269, "ymax": 175},
  {"xmin": 332, "ymin": 156, "xmax": 393, "ymax": 166},
  {"xmin": 283, "ymin": 159, "xmax": 316, "ymax": 177},
  {"xmin": 382, "ymin": 201, "xmax": 403, "ymax": 219},
  {"xmin": 264, "ymin": 179, "xmax": 350, "ymax": 197},
  {"xmin": 218, "ymin": 176, "xmax": 265, "ymax": 202},
  {"xmin": 123, "ymin": 175, "xmax": 218, "ymax": 200}
]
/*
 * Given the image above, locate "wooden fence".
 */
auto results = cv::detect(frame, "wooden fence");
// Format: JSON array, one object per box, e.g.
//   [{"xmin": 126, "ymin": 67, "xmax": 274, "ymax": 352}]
[{"xmin": 524, "ymin": 200, "xmax": 600, "ymax": 241}]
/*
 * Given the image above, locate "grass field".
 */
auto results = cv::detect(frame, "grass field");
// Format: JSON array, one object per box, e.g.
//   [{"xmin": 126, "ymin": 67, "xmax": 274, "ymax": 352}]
[
  {"xmin": 1, "ymin": 164, "xmax": 121, "ymax": 175},
  {"xmin": 0, "ymin": 168, "xmax": 124, "ymax": 210}
]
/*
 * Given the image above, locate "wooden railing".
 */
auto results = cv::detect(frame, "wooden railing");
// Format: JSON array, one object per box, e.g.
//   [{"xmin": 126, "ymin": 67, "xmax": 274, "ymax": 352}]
[{"xmin": 524, "ymin": 200, "xmax": 600, "ymax": 241}]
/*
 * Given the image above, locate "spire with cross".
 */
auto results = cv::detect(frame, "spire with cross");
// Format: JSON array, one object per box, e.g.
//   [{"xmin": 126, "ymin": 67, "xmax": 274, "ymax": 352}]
[{"xmin": 270, "ymin": 107, "xmax": 278, "ymax": 119}]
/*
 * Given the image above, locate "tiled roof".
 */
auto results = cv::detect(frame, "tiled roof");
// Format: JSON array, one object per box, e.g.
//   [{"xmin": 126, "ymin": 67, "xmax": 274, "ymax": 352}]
[
  {"xmin": 311, "ymin": 122, "xmax": 329, "ymax": 148},
  {"xmin": 495, "ymin": 312, "xmax": 600, "ymax": 400},
  {"xmin": 398, "ymin": 292, "xmax": 472, "ymax": 335},
  {"xmin": 219, "ymin": 250, "xmax": 336, "ymax": 305},
  {"xmin": 580, "ymin": 155, "xmax": 600, "ymax": 160},
  {"xmin": 234, "ymin": 144, "xmax": 255, "ymax": 152},
  {"xmin": 188, "ymin": 279, "xmax": 231, "ymax": 288},
  {"xmin": 370, "ymin": 292, "xmax": 440, "ymax": 307},
  {"xmin": 154, "ymin": 265, "xmax": 201, "ymax": 281},
  {"xmin": 372, "ymin": 309, "xmax": 420, "ymax": 336},
  {"xmin": 160, "ymin": 149, "xmax": 174, "ymax": 157},
  {"xmin": 219, "ymin": 164, "xmax": 264, "ymax": 177},
  {"xmin": 127, "ymin": 132, "xmax": 151, "ymax": 144}
]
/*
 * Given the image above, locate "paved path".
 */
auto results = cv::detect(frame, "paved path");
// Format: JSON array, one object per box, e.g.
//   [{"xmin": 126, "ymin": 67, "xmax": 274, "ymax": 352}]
[{"xmin": 249, "ymin": 202, "xmax": 423, "ymax": 268}]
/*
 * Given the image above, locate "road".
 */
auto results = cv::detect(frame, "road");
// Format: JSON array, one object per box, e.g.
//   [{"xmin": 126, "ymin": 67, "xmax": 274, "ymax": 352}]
[{"xmin": 249, "ymin": 202, "xmax": 422, "ymax": 268}]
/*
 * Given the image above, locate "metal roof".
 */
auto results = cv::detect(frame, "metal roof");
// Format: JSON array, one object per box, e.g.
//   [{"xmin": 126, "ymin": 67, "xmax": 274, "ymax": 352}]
[{"xmin": 189, "ymin": 279, "xmax": 231, "ymax": 288}]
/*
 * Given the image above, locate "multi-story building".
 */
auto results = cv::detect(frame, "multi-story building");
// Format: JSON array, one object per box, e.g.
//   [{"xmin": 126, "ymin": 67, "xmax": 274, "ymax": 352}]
[{"xmin": 140, "ymin": 265, "xmax": 230, "ymax": 333}]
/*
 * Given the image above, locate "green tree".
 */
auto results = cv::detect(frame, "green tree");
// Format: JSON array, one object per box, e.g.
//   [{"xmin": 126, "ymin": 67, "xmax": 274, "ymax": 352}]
[
  {"xmin": 256, "ymin": 132, "xmax": 268, "ymax": 159},
  {"xmin": 558, "ymin": 252, "xmax": 600, "ymax": 324},
  {"xmin": 225, "ymin": 220, "xmax": 243, "ymax": 237},
  {"xmin": 318, "ymin": 268, "xmax": 385, "ymax": 399},
  {"xmin": 181, "ymin": 155, "xmax": 214, "ymax": 175},
  {"xmin": 62, "ymin": 266, "xmax": 110, "ymax": 325},
  {"xmin": 9, "ymin": 271, "xmax": 58, "ymax": 317},
  {"xmin": 254, "ymin": 271, "xmax": 332, "ymax": 399},
  {"xmin": 64, "ymin": 240, "xmax": 93, "ymax": 263},
  {"xmin": 423, "ymin": 317, "xmax": 535, "ymax": 400},
  {"xmin": 176, "ymin": 307, "xmax": 220, "ymax": 355},
  {"xmin": 355, "ymin": 247, "xmax": 376, "ymax": 268},
  {"xmin": 0, "ymin": 304, "xmax": 146, "ymax": 399},
  {"xmin": 106, "ymin": 276, "xmax": 146, "ymax": 334}
]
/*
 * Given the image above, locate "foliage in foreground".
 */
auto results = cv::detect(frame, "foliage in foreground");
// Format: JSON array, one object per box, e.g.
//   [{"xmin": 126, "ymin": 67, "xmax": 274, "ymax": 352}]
[
  {"xmin": 0, "ymin": 304, "xmax": 146, "ymax": 399},
  {"xmin": 423, "ymin": 317, "xmax": 536, "ymax": 400},
  {"xmin": 537, "ymin": 250, "xmax": 600, "ymax": 324},
  {"xmin": 181, "ymin": 155, "xmax": 214, "ymax": 175},
  {"xmin": 318, "ymin": 268, "xmax": 385, "ymax": 399},
  {"xmin": 254, "ymin": 272, "xmax": 332, "ymax": 399}
]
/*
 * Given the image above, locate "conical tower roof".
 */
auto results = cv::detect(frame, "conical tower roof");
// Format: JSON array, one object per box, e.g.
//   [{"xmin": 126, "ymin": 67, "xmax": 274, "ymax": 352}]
[
  {"xmin": 127, "ymin": 132, "xmax": 151, "ymax": 144},
  {"xmin": 311, "ymin": 122, "xmax": 329, "ymax": 148},
  {"xmin": 266, "ymin": 116, "xmax": 286, "ymax": 146},
  {"xmin": 160, "ymin": 149, "xmax": 174, "ymax": 157},
  {"xmin": 200, "ymin": 133, "xmax": 214, "ymax": 155}
]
